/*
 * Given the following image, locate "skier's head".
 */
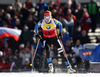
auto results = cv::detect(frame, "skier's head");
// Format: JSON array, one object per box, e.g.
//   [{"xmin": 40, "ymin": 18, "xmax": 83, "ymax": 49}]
[{"xmin": 44, "ymin": 11, "xmax": 52, "ymax": 23}]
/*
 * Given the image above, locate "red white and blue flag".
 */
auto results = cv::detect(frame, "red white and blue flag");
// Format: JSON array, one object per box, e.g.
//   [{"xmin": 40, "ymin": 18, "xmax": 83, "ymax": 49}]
[{"xmin": 0, "ymin": 27, "xmax": 22, "ymax": 41}]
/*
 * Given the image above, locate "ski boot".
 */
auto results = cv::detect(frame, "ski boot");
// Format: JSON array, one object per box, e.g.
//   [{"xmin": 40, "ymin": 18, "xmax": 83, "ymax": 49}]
[
  {"xmin": 67, "ymin": 66, "xmax": 76, "ymax": 73},
  {"xmin": 48, "ymin": 63, "xmax": 54, "ymax": 73}
]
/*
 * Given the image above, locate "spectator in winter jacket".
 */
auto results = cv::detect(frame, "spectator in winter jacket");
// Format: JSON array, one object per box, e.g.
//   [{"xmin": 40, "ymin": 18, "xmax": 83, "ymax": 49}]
[
  {"xmin": 14, "ymin": 18, "xmax": 23, "ymax": 29},
  {"xmin": 2, "ymin": 41, "xmax": 12, "ymax": 57},
  {"xmin": 79, "ymin": 10, "xmax": 91, "ymax": 32},
  {"xmin": 0, "ymin": 9, "xmax": 5, "ymax": 21},
  {"xmin": 25, "ymin": 15, "xmax": 36, "ymax": 30},
  {"xmin": 63, "ymin": 9, "xmax": 77, "ymax": 27},
  {"xmin": 0, "ymin": 57, "xmax": 10, "ymax": 72},
  {"xmin": 20, "ymin": 3, "xmax": 30, "ymax": 23},
  {"xmin": 87, "ymin": 0, "xmax": 98, "ymax": 32},
  {"xmin": 73, "ymin": 39, "xmax": 83, "ymax": 67},
  {"xmin": 19, "ymin": 43, "xmax": 31, "ymax": 68},
  {"xmin": 79, "ymin": 30, "xmax": 91, "ymax": 45},
  {"xmin": 19, "ymin": 25, "xmax": 31, "ymax": 45},
  {"xmin": 65, "ymin": 40, "xmax": 72, "ymax": 54},
  {"xmin": 25, "ymin": 0, "xmax": 33, "ymax": 10},
  {"xmin": 49, "ymin": 0, "xmax": 55, "ymax": 11},
  {"xmin": 73, "ymin": 26, "xmax": 81, "ymax": 44},
  {"xmin": 35, "ymin": 0, "xmax": 47, "ymax": 20},
  {"xmin": 62, "ymin": 28, "xmax": 71, "ymax": 47},
  {"xmin": 62, "ymin": 2, "xmax": 72, "ymax": 17},
  {"xmin": 66, "ymin": 14, "xmax": 74, "ymax": 36},
  {"xmin": 71, "ymin": 0, "xmax": 78, "ymax": 14},
  {"xmin": 74, "ymin": 3, "xmax": 84, "ymax": 22},
  {"xmin": 7, "ymin": 6, "xmax": 15, "ymax": 18},
  {"xmin": 12, "ymin": 0, "xmax": 22, "ymax": 11}
]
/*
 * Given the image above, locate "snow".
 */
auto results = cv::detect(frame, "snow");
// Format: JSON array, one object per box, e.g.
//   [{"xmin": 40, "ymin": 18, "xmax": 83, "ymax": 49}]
[{"xmin": 0, "ymin": 72, "xmax": 100, "ymax": 77}]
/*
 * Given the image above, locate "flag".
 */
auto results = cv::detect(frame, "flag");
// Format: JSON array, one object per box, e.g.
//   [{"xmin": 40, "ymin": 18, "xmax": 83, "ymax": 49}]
[
  {"xmin": 0, "ymin": 27, "xmax": 22, "ymax": 41},
  {"xmin": 92, "ymin": 44, "xmax": 100, "ymax": 62}
]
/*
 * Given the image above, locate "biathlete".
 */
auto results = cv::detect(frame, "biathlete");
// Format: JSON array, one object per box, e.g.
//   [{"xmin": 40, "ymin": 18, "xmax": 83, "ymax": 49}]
[{"xmin": 35, "ymin": 11, "xmax": 76, "ymax": 73}]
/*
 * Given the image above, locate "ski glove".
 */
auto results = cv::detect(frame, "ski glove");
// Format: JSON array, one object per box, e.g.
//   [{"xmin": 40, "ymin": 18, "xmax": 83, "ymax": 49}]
[
  {"xmin": 35, "ymin": 34, "xmax": 42, "ymax": 39},
  {"xmin": 58, "ymin": 33, "xmax": 62, "ymax": 39}
]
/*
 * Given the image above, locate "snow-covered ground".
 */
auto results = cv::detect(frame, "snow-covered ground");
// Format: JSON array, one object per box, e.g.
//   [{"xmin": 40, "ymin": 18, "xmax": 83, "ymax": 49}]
[{"xmin": 0, "ymin": 72, "xmax": 100, "ymax": 77}]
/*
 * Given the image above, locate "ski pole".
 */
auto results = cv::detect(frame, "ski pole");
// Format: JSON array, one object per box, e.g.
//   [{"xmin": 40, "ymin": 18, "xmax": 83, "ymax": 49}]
[
  {"xmin": 60, "ymin": 40, "xmax": 70, "ymax": 63},
  {"xmin": 30, "ymin": 39, "xmax": 40, "ymax": 71}
]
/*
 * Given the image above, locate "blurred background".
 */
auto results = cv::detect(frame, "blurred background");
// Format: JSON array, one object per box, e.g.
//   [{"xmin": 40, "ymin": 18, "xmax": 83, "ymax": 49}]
[{"xmin": 0, "ymin": 0, "xmax": 100, "ymax": 73}]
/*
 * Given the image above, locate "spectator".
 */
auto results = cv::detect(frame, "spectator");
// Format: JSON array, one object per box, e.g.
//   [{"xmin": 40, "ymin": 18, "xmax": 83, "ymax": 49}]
[
  {"xmin": 0, "ymin": 57, "xmax": 10, "ymax": 72},
  {"xmin": 79, "ymin": 9, "xmax": 91, "ymax": 32},
  {"xmin": 79, "ymin": 30, "xmax": 91, "ymax": 45},
  {"xmin": 60, "ymin": 17, "xmax": 68, "ymax": 29},
  {"xmin": 35, "ymin": 0, "xmax": 47, "ymax": 19},
  {"xmin": 73, "ymin": 39, "xmax": 83, "ymax": 67},
  {"xmin": 2, "ymin": 41, "xmax": 12, "ymax": 57},
  {"xmin": 52, "ymin": 0, "xmax": 62, "ymax": 11},
  {"xmin": 5, "ymin": 13, "xmax": 12, "ymax": 21},
  {"xmin": 25, "ymin": 15, "xmax": 36, "ymax": 30},
  {"xmin": 63, "ymin": 9, "xmax": 77, "ymax": 27},
  {"xmin": 49, "ymin": 0, "xmax": 55, "ymax": 11},
  {"xmin": 6, "ymin": 6, "xmax": 15, "ymax": 18},
  {"xmin": 68, "ymin": 0, "xmax": 72, "ymax": 5},
  {"xmin": 39, "ymin": 10, "xmax": 44, "ymax": 20},
  {"xmin": 14, "ymin": 9, "xmax": 22, "ymax": 20},
  {"xmin": 62, "ymin": 2, "xmax": 72, "ymax": 17},
  {"xmin": 5, "ymin": 13, "xmax": 12, "ymax": 27},
  {"xmin": 36, "ymin": 0, "xmax": 47, "ymax": 11},
  {"xmin": 30, "ymin": 8, "xmax": 38, "ymax": 22},
  {"xmin": 0, "ymin": 9, "xmax": 5, "ymax": 19},
  {"xmin": 73, "ymin": 26, "xmax": 81, "ymax": 44},
  {"xmin": 19, "ymin": 44, "xmax": 31, "ymax": 69},
  {"xmin": 25, "ymin": 42, "xmax": 31, "ymax": 51},
  {"xmin": 20, "ymin": 3, "xmax": 30, "ymax": 22},
  {"xmin": 56, "ymin": 7, "xmax": 63, "ymax": 21},
  {"xmin": 65, "ymin": 13, "xmax": 74, "ymax": 36},
  {"xmin": 19, "ymin": 25, "xmax": 31, "ymax": 45},
  {"xmin": 2, "ymin": 18, "xmax": 12, "ymax": 28},
  {"xmin": 10, "ymin": 54, "xmax": 20, "ymax": 72},
  {"xmin": 51, "ymin": 9, "xmax": 57, "ymax": 18},
  {"xmin": 65, "ymin": 40, "xmax": 72, "ymax": 54},
  {"xmin": 71, "ymin": 0, "xmax": 78, "ymax": 14},
  {"xmin": 62, "ymin": 28, "xmax": 71, "ymax": 47},
  {"xmin": 12, "ymin": 0, "xmax": 22, "ymax": 11},
  {"xmin": 23, "ymin": 58, "xmax": 31, "ymax": 71},
  {"xmin": 14, "ymin": 18, "xmax": 22, "ymax": 29},
  {"xmin": 25, "ymin": 0, "xmax": 33, "ymax": 10},
  {"xmin": 87, "ymin": 0, "xmax": 98, "ymax": 32},
  {"xmin": 75, "ymin": 3, "xmax": 84, "ymax": 22}
]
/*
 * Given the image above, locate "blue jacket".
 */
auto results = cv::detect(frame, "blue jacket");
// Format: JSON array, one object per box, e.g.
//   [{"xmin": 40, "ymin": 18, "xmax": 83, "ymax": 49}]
[{"xmin": 62, "ymin": 32, "xmax": 71, "ymax": 47}]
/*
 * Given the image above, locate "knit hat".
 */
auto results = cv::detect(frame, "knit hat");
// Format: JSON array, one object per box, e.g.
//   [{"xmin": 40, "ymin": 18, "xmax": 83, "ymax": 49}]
[
  {"xmin": 56, "ymin": 0, "xmax": 60, "ymax": 4},
  {"xmin": 44, "ymin": 11, "xmax": 52, "ymax": 19}
]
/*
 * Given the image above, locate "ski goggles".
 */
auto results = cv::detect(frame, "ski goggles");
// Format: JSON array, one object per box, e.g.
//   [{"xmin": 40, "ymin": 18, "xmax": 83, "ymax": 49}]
[{"xmin": 44, "ymin": 16, "xmax": 50, "ymax": 19}]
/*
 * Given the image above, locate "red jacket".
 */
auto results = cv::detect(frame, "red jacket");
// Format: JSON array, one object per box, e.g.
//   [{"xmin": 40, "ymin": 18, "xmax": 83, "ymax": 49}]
[
  {"xmin": 2, "ymin": 48, "xmax": 12, "ymax": 57},
  {"xmin": 80, "ymin": 16, "xmax": 91, "ymax": 31},
  {"xmin": 63, "ymin": 14, "xmax": 77, "ymax": 26},
  {"xmin": 0, "ymin": 61, "xmax": 10, "ymax": 72}
]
